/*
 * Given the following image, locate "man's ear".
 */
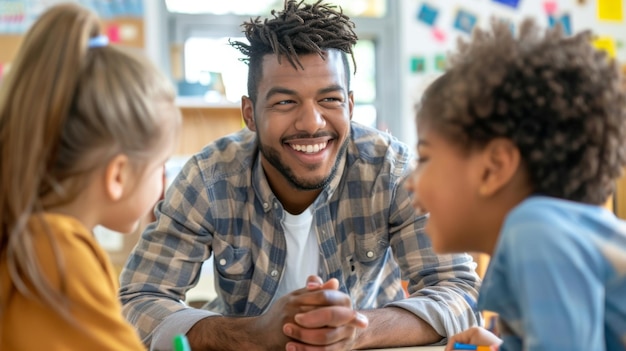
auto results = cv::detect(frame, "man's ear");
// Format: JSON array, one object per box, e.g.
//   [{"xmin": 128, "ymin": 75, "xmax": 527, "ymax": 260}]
[
  {"xmin": 348, "ymin": 91, "xmax": 354, "ymax": 121},
  {"xmin": 478, "ymin": 138, "xmax": 521, "ymax": 197},
  {"xmin": 104, "ymin": 154, "xmax": 130, "ymax": 202},
  {"xmin": 241, "ymin": 96, "xmax": 256, "ymax": 131}
]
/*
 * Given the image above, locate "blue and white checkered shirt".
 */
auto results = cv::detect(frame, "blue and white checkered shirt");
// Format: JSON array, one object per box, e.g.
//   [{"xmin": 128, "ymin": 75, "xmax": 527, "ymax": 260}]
[{"xmin": 120, "ymin": 122, "xmax": 481, "ymax": 349}]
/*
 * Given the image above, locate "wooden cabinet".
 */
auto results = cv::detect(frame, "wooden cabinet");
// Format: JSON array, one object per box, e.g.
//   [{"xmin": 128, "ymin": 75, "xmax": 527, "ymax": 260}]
[
  {"xmin": 615, "ymin": 175, "xmax": 626, "ymax": 219},
  {"xmin": 0, "ymin": 35, "xmax": 22, "ymax": 65},
  {"xmin": 176, "ymin": 104, "xmax": 244, "ymax": 155},
  {"xmin": 0, "ymin": 17, "xmax": 144, "ymax": 79}
]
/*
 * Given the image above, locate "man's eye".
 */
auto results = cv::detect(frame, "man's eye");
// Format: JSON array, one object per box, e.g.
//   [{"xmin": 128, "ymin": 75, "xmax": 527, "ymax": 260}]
[{"xmin": 322, "ymin": 97, "xmax": 341, "ymax": 102}]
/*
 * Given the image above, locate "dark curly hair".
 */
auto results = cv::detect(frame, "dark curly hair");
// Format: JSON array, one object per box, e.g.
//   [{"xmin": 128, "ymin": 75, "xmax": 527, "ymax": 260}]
[
  {"xmin": 231, "ymin": 0, "xmax": 358, "ymax": 103},
  {"xmin": 417, "ymin": 19, "xmax": 626, "ymax": 205}
]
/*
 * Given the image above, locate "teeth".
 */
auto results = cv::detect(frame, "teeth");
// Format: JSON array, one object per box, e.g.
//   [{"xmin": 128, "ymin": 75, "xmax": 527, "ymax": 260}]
[{"xmin": 290, "ymin": 142, "xmax": 327, "ymax": 153}]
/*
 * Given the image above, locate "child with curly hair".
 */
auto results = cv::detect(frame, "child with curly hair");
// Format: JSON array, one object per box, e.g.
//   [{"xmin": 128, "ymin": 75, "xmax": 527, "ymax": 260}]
[
  {"xmin": 406, "ymin": 19, "xmax": 626, "ymax": 351},
  {"xmin": 0, "ymin": 3, "xmax": 180, "ymax": 349}
]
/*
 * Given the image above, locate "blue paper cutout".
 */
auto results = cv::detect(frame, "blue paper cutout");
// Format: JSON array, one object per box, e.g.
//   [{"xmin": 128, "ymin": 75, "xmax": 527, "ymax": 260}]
[
  {"xmin": 453, "ymin": 9, "xmax": 478, "ymax": 35},
  {"xmin": 417, "ymin": 3, "xmax": 439, "ymax": 26},
  {"xmin": 548, "ymin": 13, "xmax": 572, "ymax": 36}
]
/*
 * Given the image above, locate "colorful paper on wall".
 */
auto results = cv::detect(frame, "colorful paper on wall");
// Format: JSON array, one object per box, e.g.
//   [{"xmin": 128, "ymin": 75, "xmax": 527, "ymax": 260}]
[
  {"xmin": 435, "ymin": 54, "xmax": 446, "ymax": 71},
  {"xmin": 548, "ymin": 13, "xmax": 572, "ymax": 36},
  {"xmin": 492, "ymin": 0, "xmax": 521, "ymax": 9},
  {"xmin": 410, "ymin": 56, "xmax": 426, "ymax": 73},
  {"xmin": 106, "ymin": 24, "xmax": 121, "ymax": 43},
  {"xmin": 543, "ymin": 1, "xmax": 558, "ymax": 15},
  {"xmin": 597, "ymin": 0, "xmax": 623, "ymax": 21},
  {"xmin": 593, "ymin": 36, "xmax": 617, "ymax": 58},
  {"xmin": 432, "ymin": 27, "xmax": 446, "ymax": 43},
  {"xmin": 453, "ymin": 8, "xmax": 478, "ymax": 35},
  {"xmin": 417, "ymin": 3, "xmax": 439, "ymax": 26}
]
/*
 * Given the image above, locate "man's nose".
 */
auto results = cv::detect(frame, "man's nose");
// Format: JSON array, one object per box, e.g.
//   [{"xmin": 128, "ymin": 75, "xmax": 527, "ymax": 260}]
[{"xmin": 295, "ymin": 101, "xmax": 326, "ymax": 133}]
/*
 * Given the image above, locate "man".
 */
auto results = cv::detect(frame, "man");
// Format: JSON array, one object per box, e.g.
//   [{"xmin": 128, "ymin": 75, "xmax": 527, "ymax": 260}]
[{"xmin": 120, "ymin": 1, "xmax": 481, "ymax": 350}]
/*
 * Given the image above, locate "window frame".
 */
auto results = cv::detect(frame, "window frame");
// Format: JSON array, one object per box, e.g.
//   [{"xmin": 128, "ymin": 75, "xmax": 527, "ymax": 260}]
[{"xmin": 160, "ymin": 0, "xmax": 403, "ymax": 135}]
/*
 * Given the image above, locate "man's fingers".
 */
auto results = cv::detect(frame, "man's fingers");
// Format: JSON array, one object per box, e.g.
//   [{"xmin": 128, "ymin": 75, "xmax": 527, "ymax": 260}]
[
  {"xmin": 290, "ymin": 289, "xmax": 352, "ymax": 308},
  {"xmin": 283, "ymin": 325, "xmax": 345, "ymax": 346},
  {"xmin": 305, "ymin": 275, "xmax": 324, "ymax": 289},
  {"xmin": 294, "ymin": 307, "xmax": 368, "ymax": 328},
  {"xmin": 318, "ymin": 278, "xmax": 339, "ymax": 290},
  {"xmin": 305, "ymin": 276, "xmax": 339, "ymax": 291}
]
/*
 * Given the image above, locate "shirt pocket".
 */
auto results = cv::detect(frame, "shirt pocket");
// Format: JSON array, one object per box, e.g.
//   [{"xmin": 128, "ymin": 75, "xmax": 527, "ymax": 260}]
[
  {"xmin": 212, "ymin": 237, "xmax": 253, "ymax": 313},
  {"xmin": 354, "ymin": 232, "xmax": 389, "ymax": 268},
  {"xmin": 346, "ymin": 232, "xmax": 390, "ymax": 285}
]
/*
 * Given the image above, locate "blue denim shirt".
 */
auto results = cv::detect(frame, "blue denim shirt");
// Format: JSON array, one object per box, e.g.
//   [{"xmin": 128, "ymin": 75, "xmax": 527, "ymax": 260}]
[{"xmin": 479, "ymin": 196, "xmax": 626, "ymax": 351}]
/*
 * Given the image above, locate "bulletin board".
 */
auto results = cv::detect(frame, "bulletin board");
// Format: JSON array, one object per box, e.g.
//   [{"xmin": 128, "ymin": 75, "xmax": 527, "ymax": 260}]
[
  {"xmin": 399, "ymin": 0, "xmax": 626, "ymax": 147},
  {"xmin": 0, "ymin": 1, "xmax": 145, "ymax": 79}
]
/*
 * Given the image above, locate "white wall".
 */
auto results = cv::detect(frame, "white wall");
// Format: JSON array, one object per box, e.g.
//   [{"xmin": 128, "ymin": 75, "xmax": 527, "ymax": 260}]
[{"xmin": 398, "ymin": 0, "xmax": 626, "ymax": 147}]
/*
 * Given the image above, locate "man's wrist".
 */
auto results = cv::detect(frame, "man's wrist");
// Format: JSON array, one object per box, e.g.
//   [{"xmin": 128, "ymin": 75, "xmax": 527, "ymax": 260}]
[{"xmin": 187, "ymin": 315, "xmax": 260, "ymax": 351}]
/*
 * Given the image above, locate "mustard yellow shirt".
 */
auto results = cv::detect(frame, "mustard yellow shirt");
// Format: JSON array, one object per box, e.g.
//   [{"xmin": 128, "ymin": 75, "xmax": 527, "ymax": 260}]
[{"xmin": 1, "ymin": 213, "xmax": 145, "ymax": 350}]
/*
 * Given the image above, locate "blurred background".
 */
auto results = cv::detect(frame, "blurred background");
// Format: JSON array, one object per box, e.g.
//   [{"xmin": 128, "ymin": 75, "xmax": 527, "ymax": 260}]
[{"xmin": 1, "ymin": 0, "xmax": 625, "ymax": 303}]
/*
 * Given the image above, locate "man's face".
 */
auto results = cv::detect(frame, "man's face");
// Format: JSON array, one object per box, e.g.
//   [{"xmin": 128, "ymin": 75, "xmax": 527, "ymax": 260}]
[{"xmin": 242, "ymin": 50, "xmax": 353, "ymax": 191}]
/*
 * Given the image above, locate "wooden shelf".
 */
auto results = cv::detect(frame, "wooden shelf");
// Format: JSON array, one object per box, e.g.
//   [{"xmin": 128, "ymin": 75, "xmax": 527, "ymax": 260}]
[
  {"xmin": 0, "ymin": 17, "xmax": 144, "ymax": 65},
  {"xmin": 0, "ymin": 34, "xmax": 23, "ymax": 64},
  {"xmin": 615, "ymin": 174, "xmax": 626, "ymax": 219},
  {"xmin": 177, "ymin": 105, "xmax": 244, "ymax": 155}
]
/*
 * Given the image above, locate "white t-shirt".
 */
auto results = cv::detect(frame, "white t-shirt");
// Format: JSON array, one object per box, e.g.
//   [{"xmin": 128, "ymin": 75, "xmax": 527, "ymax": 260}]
[{"xmin": 272, "ymin": 207, "xmax": 320, "ymax": 302}]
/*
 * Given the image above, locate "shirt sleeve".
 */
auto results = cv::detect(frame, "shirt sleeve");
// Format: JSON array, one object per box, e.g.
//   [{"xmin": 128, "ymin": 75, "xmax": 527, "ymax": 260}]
[
  {"xmin": 502, "ymin": 221, "xmax": 605, "ymax": 351},
  {"xmin": 385, "ymin": 171, "xmax": 482, "ymax": 341},
  {"xmin": 46, "ymin": 228, "xmax": 148, "ymax": 350},
  {"xmin": 119, "ymin": 156, "xmax": 218, "ymax": 346}
]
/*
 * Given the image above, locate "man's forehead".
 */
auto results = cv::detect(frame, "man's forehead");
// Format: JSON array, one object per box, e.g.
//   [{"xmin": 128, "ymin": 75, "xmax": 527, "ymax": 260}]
[{"xmin": 261, "ymin": 49, "xmax": 345, "ymax": 67}]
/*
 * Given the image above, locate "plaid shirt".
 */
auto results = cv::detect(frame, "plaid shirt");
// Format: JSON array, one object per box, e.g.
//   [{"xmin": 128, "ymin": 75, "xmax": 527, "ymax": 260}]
[
  {"xmin": 479, "ymin": 196, "xmax": 626, "ymax": 351},
  {"xmin": 120, "ymin": 122, "xmax": 481, "ymax": 349}
]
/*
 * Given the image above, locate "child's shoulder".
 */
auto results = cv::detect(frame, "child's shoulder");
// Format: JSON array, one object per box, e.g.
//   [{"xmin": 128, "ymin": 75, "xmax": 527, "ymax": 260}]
[
  {"xmin": 507, "ymin": 196, "xmax": 606, "ymax": 225},
  {"xmin": 503, "ymin": 196, "xmax": 626, "ymax": 248}
]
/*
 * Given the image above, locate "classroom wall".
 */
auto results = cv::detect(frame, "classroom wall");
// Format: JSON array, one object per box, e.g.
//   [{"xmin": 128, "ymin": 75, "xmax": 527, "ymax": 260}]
[{"xmin": 398, "ymin": 0, "xmax": 626, "ymax": 147}]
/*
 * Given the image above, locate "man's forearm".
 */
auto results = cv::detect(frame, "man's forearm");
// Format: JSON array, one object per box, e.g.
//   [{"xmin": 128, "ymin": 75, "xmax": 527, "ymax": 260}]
[
  {"xmin": 187, "ymin": 315, "xmax": 263, "ymax": 351},
  {"xmin": 354, "ymin": 307, "xmax": 442, "ymax": 349}
]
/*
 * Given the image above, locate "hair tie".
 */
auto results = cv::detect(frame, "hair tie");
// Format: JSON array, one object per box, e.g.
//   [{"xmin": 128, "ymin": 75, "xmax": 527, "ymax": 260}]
[{"xmin": 88, "ymin": 35, "xmax": 109, "ymax": 48}]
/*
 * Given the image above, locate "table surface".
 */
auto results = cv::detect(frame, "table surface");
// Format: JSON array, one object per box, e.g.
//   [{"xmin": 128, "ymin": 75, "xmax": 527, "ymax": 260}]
[{"xmin": 362, "ymin": 346, "xmax": 445, "ymax": 351}]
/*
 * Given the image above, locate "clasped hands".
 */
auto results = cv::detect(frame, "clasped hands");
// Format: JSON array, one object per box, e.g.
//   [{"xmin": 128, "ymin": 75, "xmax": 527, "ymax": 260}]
[{"xmin": 256, "ymin": 275, "xmax": 369, "ymax": 351}]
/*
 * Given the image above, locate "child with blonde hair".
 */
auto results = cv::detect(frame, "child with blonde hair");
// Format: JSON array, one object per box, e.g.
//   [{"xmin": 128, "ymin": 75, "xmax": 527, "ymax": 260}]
[
  {"xmin": 0, "ymin": 3, "xmax": 180, "ymax": 350},
  {"xmin": 406, "ymin": 19, "xmax": 626, "ymax": 351}
]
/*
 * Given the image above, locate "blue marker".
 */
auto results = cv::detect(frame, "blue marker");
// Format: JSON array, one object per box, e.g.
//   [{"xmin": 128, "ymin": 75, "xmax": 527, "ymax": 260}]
[{"xmin": 453, "ymin": 342, "xmax": 493, "ymax": 351}]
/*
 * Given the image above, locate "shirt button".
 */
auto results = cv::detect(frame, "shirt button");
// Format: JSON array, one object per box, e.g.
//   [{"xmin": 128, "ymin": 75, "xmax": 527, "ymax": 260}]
[
  {"xmin": 274, "ymin": 202, "xmax": 278, "ymax": 209},
  {"xmin": 366, "ymin": 251, "xmax": 374, "ymax": 258},
  {"xmin": 271, "ymin": 270, "xmax": 278, "ymax": 277},
  {"xmin": 263, "ymin": 202, "xmax": 269, "ymax": 209},
  {"xmin": 219, "ymin": 258, "xmax": 227, "ymax": 266}
]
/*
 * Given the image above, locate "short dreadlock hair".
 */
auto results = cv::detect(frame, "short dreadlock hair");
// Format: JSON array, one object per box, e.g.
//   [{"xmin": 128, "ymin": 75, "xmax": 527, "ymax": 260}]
[
  {"xmin": 231, "ymin": 0, "xmax": 358, "ymax": 103},
  {"xmin": 417, "ymin": 18, "xmax": 626, "ymax": 205}
]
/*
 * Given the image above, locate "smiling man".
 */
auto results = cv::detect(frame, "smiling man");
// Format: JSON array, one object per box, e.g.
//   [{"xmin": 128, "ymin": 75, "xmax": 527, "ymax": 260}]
[{"xmin": 120, "ymin": 1, "xmax": 481, "ymax": 350}]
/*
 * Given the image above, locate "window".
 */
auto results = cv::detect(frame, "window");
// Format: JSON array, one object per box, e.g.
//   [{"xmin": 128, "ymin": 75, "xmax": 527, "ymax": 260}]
[
  {"xmin": 182, "ymin": 36, "xmax": 247, "ymax": 103},
  {"xmin": 167, "ymin": 0, "xmax": 401, "ymax": 132},
  {"xmin": 166, "ymin": 0, "xmax": 386, "ymax": 17}
]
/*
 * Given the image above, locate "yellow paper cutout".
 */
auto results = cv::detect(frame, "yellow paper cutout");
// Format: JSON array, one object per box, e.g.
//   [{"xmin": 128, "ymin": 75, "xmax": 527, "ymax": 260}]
[
  {"xmin": 597, "ymin": 0, "xmax": 623, "ymax": 21},
  {"xmin": 593, "ymin": 36, "xmax": 617, "ymax": 58}
]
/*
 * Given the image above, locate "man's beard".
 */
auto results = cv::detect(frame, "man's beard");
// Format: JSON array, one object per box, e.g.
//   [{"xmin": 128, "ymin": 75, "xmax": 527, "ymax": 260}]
[{"xmin": 258, "ymin": 136, "xmax": 349, "ymax": 191}]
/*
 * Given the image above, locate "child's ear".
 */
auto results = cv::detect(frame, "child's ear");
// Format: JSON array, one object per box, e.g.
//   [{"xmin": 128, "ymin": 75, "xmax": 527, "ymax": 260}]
[
  {"xmin": 241, "ymin": 96, "xmax": 256, "ymax": 131},
  {"xmin": 104, "ymin": 154, "xmax": 130, "ymax": 202},
  {"xmin": 478, "ymin": 138, "xmax": 521, "ymax": 197}
]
